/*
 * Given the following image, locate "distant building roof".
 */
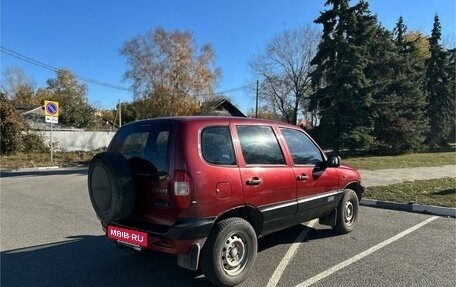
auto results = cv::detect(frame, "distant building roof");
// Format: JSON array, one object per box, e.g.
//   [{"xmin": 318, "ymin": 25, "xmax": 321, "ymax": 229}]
[
  {"xmin": 15, "ymin": 105, "xmax": 67, "ymax": 130},
  {"xmin": 200, "ymin": 99, "xmax": 245, "ymax": 117}
]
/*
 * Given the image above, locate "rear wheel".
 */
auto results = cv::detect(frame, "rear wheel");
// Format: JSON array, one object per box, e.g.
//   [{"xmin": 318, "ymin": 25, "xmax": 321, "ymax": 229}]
[
  {"xmin": 332, "ymin": 189, "xmax": 359, "ymax": 234},
  {"xmin": 201, "ymin": 217, "xmax": 257, "ymax": 287}
]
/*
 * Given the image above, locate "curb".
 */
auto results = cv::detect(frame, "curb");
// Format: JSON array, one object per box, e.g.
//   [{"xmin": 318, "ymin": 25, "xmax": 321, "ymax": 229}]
[
  {"xmin": 360, "ymin": 198, "xmax": 456, "ymax": 218},
  {"xmin": 1, "ymin": 165, "xmax": 88, "ymax": 173},
  {"xmin": 8, "ymin": 166, "xmax": 60, "ymax": 172},
  {"xmin": 37, "ymin": 166, "xmax": 60, "ymax": 170}
]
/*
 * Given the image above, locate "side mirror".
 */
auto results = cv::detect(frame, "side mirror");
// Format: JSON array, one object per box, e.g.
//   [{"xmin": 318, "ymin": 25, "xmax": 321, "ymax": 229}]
[{"xmin": 326, "ymin": 155, "xmax": 341, "ymax": 167}]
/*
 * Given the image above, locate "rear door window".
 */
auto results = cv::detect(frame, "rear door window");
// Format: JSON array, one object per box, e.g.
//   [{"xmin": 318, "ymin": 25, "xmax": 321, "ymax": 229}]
[
  {"xmin": 236, "ymin": 125, "xmax": 285, "ymax": 165},
  {"xmin": 201, "ymin": 126, "xmax": 236, "ymax": 165}
]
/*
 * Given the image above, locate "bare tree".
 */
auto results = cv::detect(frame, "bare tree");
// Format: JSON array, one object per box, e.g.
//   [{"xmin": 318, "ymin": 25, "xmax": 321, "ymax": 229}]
[
  {"xmin": 249, "ymin": 24, "xmax": 321, "ymax": 124},
  {"xmin": 120, "ymin": 28, "xmax": 221, "ymax": 117},
  {"xmin": 2, "ymin": 66, "xmax": 37, "ymax": 107}
]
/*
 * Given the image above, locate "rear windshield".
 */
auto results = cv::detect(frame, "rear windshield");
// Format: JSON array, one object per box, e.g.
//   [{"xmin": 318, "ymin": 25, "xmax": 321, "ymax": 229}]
[{"xmin": 110, "ymin": 123, "xmax": 172, "ymax": 174}]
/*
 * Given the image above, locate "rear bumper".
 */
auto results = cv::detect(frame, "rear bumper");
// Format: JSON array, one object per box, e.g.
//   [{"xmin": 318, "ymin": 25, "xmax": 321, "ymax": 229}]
[
  {"xmin": 101, "ymin": 217, "xmax": 215, "ymax": 254},
  {"xmin": 161, "ymin": 217, "xmax": 216, "ymax": 239}
]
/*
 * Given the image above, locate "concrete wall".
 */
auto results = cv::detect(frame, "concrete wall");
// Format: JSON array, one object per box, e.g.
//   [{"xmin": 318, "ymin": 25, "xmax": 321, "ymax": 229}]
[{"xmin": 34, "ymin": 130, "xmax": 116, "ymax": 151}]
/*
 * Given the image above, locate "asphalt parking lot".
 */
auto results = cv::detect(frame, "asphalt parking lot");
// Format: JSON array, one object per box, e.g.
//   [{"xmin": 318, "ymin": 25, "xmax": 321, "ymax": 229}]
[{"xmin": 1, "ymin": 167, "xmax": 455, "ymax": 287}]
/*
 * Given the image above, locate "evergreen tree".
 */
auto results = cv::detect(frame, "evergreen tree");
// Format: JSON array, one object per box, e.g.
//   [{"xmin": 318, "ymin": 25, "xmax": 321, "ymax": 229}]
[
  {"xmin": 394, "ymin": 17, "xmax": 407, "ymax": 47},
  {"xmin": 445, "ymin": 48, "xmax": 456, "ymax": 141},
  {"xmin": 425, "ymin": 14, "xmax": 453, "ymax": 147},
  {"xmin": 369, "ymin": 17, "xmax": 428, "ymax": 153},
  {"xmin": 311, "ymin": 0, "xmax": 378, "ymax": 153}
]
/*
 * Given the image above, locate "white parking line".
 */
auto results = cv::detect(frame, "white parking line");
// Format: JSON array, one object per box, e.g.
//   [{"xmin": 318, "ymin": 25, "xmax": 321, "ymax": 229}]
[
  {"xmin": 266, "ymin": 219, "xmax": 318, "ymax": 287},
  {"xmin": 295, "ymin": 216, "xmax": 439, "ymax": 287}
]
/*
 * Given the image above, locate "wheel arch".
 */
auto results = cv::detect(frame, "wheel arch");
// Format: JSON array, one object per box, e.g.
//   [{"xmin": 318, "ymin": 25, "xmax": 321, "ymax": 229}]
[
  {"xmin": 215, "ymin": 206, "xmax": 263, "ymax": 236},
  {"xmin": 345, "ymin": 181, "xmax": 364, "ymax": 201}
]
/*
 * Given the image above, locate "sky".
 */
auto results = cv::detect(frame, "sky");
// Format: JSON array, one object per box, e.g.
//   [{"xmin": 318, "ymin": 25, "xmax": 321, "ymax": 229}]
[{"xmin": 1, "ymin": 0, "xmax": 455, "ymax": 114}]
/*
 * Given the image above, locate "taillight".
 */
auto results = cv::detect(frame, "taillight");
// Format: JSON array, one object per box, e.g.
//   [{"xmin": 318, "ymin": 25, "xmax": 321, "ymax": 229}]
[{"xmin": 173, "ymin": 170, "xmax": 192, "ymax": 210}]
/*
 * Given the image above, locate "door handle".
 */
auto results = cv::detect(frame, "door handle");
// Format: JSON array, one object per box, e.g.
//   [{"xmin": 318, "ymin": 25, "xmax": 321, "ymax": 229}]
[
  {"xmin": 246, "ymin": 177, "xmax": 262, "ymax": 186},
  {"xmin": 297, "ymin": 174, "xmax": 308, "ymax": 181}
]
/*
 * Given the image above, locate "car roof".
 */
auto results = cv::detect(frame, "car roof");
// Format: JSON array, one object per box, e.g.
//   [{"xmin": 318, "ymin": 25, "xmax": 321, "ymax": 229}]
[{"xmin": 121, "ymin": 116, "xmax": 299, "ymax": 129}]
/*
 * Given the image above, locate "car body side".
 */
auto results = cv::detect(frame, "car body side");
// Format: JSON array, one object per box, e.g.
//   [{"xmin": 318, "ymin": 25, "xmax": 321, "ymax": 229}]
[{"xmin": 101, "ymin": 117, "xmax": 363, "ymax": 251}]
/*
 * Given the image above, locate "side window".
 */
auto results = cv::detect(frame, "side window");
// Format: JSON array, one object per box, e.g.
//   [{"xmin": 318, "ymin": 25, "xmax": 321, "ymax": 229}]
[
  {"xmin": 201, "ymin": 126, "xmax": 236, "ymax": 165},
  {"xmin": 280, "ymin": 128, "xmax": 323, "ymax": 165},
  {"xmin": 237, "ymin": 125, "xmax": 285, "ymax": 165}
]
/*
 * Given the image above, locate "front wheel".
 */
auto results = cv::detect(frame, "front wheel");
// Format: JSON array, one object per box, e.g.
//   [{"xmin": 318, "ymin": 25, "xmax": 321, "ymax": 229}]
[
  {"xmin": 332, "ymin": 189, "xmax": 359, "ymax": 234},
  {"xmin": 201, "ymin": 217, "xmax": 257, "ymax": 287}
]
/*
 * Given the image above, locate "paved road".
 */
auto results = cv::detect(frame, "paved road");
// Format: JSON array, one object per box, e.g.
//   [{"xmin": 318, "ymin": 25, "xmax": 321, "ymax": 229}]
[{"xmin": 1, "ymin": 167, "xmax": 455, "ymax": 287}]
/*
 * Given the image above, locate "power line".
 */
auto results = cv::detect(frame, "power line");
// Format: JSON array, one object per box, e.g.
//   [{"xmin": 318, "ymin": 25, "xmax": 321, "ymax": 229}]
[
  {"xmin": 1, "ymin": 46, "xmax": 131, "ymax": 91},
  {"xmin": 1, "ymin": 46, "xmax": 253, "ymax": 96},
  {"xmin": 214, "ymin": 85, "xmax": 252, "ymax": 95}
]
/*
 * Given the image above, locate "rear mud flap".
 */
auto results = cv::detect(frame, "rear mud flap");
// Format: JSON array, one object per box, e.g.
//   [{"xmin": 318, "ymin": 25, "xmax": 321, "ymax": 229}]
[
  {"xmin": 319, "ymin": 209, "xmax": 337, "ymax": 226},
  {"xmin": 177, "ymin": 243, "xmax": 201, "ymax": 271}
]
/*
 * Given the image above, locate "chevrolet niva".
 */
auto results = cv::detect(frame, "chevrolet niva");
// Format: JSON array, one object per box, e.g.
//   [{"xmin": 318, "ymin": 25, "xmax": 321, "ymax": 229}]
[{"xmin": 88, "ymin": 116, "xmax": 364, "ymax": 286}]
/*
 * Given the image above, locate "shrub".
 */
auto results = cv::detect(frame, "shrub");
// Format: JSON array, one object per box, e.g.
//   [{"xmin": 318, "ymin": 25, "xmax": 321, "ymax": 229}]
[
  {"xmin": 22, "ymin": 133, "xmax": 49, "ymax": 153},
  {"xmin": 0, "ymin": 94, "xmax": 27, "ymax": 155}
]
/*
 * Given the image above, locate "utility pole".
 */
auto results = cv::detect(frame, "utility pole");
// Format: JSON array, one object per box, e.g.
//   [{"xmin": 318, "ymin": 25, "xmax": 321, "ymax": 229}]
[
  {"xmin": 50, "ymin": 122, "xmax": 53, "ymax": 163},
  {"xmin": 118, "ymin": 100, "xmax": 122, "ymax": 127},
  {"xmin": 255, "ymin": 80, "xmax": 259, "ymax": 118}
]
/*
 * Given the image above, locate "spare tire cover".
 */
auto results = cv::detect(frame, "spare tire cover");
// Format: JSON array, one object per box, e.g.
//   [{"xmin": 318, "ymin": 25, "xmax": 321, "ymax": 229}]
[{"xmin": 88, "ymin": 152, "xmax": 135, "ymax": 223}]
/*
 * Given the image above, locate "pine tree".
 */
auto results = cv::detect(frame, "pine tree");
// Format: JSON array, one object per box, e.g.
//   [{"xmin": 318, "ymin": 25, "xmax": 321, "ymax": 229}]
[
  {"xmin": 369, "ymin": 17, "xmax": 428, "ymax": 153},
  {"xmin": 445, "ymin": 48, "xmax": 456, "ymax": 141},
  {"xmin": 394, "ymin": 17, "xmax": 406, "ymax": 47},
  {"xmin": 311, "ymin": 0, "xmax": 378, "ymax": 153},
  {"xmin": 425, "ymin": 14, "xmax": 453, "ymax": 147}
]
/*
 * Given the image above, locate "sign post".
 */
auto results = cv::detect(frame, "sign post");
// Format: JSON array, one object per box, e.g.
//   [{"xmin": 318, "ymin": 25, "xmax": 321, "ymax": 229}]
[{"xmin": 44, "ymin": 101, "xmax": 59, "ymax": 163}]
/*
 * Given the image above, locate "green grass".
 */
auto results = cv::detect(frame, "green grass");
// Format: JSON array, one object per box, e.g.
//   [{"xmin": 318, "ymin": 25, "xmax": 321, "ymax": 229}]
[
  {"xmin": 343, "ymin": 151, "xmax": 456, "ymax": 170},
  {"xmin": 365, "ymin": 177, "xmax": 456, "ymax": 208}
]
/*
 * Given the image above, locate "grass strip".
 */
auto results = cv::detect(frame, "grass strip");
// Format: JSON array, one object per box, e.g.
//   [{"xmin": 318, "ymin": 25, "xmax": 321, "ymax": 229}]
[
  {"xmin": 344, "ymin": 152, "xmax": 455, "ymax": 170},
  {"xmin": 365, "ymin": 177, "xmax": 456, "ymax": 208}
]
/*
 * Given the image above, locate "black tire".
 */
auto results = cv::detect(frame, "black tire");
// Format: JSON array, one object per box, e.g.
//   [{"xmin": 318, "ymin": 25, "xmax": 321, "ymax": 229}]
[
  {"xmin": 87, "ymin": 152, "xmax": 135, "ymax": 223},
  {"xmin": 332, "ymin": 189, "xmax": 359, "ymax": 234},
  {"xmin": 201, "ymin": 217, "xmax": 257, "ymax": 287}
]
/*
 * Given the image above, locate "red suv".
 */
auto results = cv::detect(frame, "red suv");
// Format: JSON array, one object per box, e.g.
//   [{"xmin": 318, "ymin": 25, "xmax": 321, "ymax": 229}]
[{"xmin": 88, "ymin": 116, "xmax": 363, "ymax": 286}]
